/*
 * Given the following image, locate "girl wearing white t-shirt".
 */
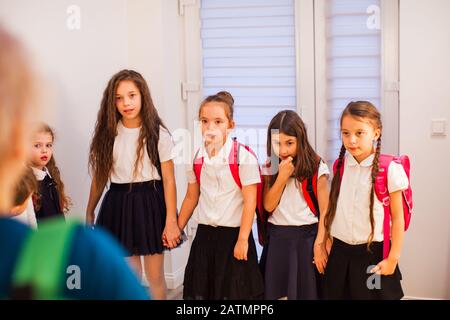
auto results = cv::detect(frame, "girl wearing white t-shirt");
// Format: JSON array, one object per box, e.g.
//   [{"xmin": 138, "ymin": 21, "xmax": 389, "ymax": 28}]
[
  {"xmin": 86, "ymin": 70, "xmax": 181, "ymax": 300},
  {"xmin": 323, "ymin": 101, "xmax": 409, "ymax": 299},
  {"xmin": 262, "ymin": 110, "xmax": 330, "ymax": 300},
  {"xmin": 177, "ymin": 91, "xmax": 264, "ymax": 300}
]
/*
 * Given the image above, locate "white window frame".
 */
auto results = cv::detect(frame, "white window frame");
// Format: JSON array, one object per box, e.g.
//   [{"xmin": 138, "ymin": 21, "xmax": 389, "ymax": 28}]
[{"xmin": 295, "ymin": 0, "xmax": 317, "ymax": 147}]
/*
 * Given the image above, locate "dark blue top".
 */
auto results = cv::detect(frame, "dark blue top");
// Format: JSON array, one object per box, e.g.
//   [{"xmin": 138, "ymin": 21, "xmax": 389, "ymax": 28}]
[
  {"xmin": 0, "ymin": 217, "xmax": 149, "ymax": 300},
  {"xmin": 34, "ymin": 174, "xmax": 64, "ymax": 224}
]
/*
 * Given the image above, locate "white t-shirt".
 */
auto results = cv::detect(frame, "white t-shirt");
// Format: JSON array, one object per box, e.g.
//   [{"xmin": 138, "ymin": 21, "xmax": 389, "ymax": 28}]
[
  {"xmin": 10, "ymin": 198, "xmax": 38, "ymax": 229},
  {"xmin": 186, "ymin": 138, "xmax": 261, "ymax": 227},
  {"xmin": 331, "ymin": 153, "xmax": 409, "ymax": 245},
  {"xmin": 110, "ymin": 121, "xmax": 175, "ymax": 183},
  {"xmin": 268, "ymin": 160, "xmax": 330, "ymax": 226}
]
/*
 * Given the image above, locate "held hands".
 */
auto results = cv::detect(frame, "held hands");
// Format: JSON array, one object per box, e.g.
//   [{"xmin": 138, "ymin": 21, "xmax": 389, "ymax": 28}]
[
  {"xmin": 314, "ymin": 237, "xmax": 333, "ymax": 274},
  {"xmin": 234, "ymin": 238, "xmax": 248, "ymax": 261},
  {"xmin": 162, "ymin": 220, "xmax": 182, "ymax": 249},
  {"xmin": 278, "ymin": 156, "xmax": 295, "ymax": 182},
  {"xmin": 370, "ymin": 257, "xmax": 398, "ymax": 276},
  {"xmin": 313, "ymin": 241, "xmax": 328, "ymax": 274}
]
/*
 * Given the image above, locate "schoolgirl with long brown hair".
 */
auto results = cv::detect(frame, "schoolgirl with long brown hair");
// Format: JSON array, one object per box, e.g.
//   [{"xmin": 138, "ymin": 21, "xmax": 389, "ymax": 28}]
[
  {"xmin": 86, "ymin": 69, "xmax": 181, "ymax": 299},
  {"xmin": 262, "ymin": 110, "xmax": 330, "ymax": 300}
]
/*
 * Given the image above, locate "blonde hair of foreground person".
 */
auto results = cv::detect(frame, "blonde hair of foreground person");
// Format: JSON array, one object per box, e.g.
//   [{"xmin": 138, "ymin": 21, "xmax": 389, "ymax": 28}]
[{"xmin": 0, "ymin": 26, "xmax": 41, "ymax": 213}]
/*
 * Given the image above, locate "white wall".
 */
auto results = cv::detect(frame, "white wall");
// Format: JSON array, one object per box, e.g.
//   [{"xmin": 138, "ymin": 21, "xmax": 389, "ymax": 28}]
[
  {"xmin": 399, "ymin": 0, "xmax": 450, "ymax": 299},
  {"xmin": 0, "ymin": 0, "xmax": 129, "ymax": 217}
]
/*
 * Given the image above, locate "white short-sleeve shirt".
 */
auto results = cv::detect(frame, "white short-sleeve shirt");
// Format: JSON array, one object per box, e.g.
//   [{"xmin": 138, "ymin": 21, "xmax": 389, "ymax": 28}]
[
  {"xmin": 110, "ymin": 121, "xmax": 175, "ymax": 183},
  {"xmin": 268, "ymin": 160, "xmax": 330, "ymax": 226},
  {"xmin": 330, "ymin": 153, "xmax": 409, "ymax": 245},
  {"xmin": 10, "ymin": 198, "xmax": 38, "ymax": 229},
  {"xmin": 186, "ymin": 138, "xmax": 261, "ymax": 227}
]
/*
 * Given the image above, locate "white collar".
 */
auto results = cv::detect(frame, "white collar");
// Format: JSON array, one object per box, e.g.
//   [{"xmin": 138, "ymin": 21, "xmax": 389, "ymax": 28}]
[
  {"xmin": 32, "ymin": 166, "xmax": 51, "ymax": 181},
  {"xmin": 346, "ymin": 153, "xmax": 375, "ymax": 168}
]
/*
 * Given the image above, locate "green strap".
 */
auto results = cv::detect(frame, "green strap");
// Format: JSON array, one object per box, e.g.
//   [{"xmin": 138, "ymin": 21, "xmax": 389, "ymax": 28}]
[{"xmin": 12, "ymin": 218, "xmax": 81, "ymax": 300}]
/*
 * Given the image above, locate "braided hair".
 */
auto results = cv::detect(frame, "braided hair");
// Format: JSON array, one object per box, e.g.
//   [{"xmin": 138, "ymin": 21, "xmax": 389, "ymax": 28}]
[{"xmin": 324, "ymin": 101, "xmax": 382, "ymax": 251}]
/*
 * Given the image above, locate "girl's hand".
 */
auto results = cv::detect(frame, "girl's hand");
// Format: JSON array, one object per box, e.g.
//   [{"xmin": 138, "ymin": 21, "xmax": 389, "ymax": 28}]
[
  {"xmin": 370, "ymin": 258, "xmax": 398, "ymax": 276},
  {"xmin": 278, "ymin": 156, "xmax": 295, "ymax": 182},
  {"xmin": 86, "ymin": 211, "xmax": 95, "ymax": 225},
  {"xmin": 233, "ymin": 238, "xmax": 248, "ymax": 261},
  {"xmin": 313, "ymin": 242, "xmax": 328, "ymax": 274},
  {"xmin": 163, "ymin": 220, "xmax": 181, "ymax": 249}
]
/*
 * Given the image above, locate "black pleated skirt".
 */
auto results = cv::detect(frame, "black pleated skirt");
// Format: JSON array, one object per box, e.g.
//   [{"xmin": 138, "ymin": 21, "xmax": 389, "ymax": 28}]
[
  {"xmin": 262, "ymin": 223, "xmax": 321, "ymax": 300},
  {"xmin": 96, "ymin": 180, "xmax": 166, "ymax": 257},
  {"xmin": 183, "ymin": 224, "xmax": 264, "ymax": 300},
  {"xmin": 323, "ymin": 238, "xmax": 404, "ymax": 300}
]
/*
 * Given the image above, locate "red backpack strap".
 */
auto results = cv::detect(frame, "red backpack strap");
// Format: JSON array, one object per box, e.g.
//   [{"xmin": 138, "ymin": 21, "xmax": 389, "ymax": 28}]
[
  {"xmin": 228, "ymin": 138, "xmax": 242, "ymax": 188},
  {"xmin": 228, "ymin": 138, "xmax": 261, "ymax": 187},
  {"xmin": 193, "ymin": 148, "xmax": 204, "ymax": 184},
  {"xmin": 301, "ymin": 159, "xmax": 321, "ymax": 217},
  {"xmin": 229, "ymin": 139, "xmax": 266, "ymax": 245},
  {"xmin": 332, "ymin": 157, "xmax": 345, "ymax": 179},
  {"xmin": 374, "ymin": 154, "xmax": 396, "ymax": 259}
]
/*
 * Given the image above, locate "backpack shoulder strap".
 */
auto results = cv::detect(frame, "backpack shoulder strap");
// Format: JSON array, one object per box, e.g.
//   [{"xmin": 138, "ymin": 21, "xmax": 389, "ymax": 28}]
[
  {"xmin": 228, "ymin": 139, "xmax": 261, "ymax": 188},
  {"xmin": 333, "ymin": 157, "xmax": 345, "ymax": 177},
  {"xmin": 193, "ymin": 148, "xmax": 204, "ymax": 185},
  {"xmin": 373, "ymin": 154, "xmax": 397, "ymax": 259},
  {"xmin": 229, "ymin": 138, "xmax": 242, "ymax": 188},
  {"xmin": 373, "ymin": 154, "xmax": 395, "ymax": 204},
  {"xmin": 12, "ymin": 218, "xmax": 81, "ymax": 300},
  {"xmin": 301, "ymin": 158, "xmax": 321, "ymax": 217}
]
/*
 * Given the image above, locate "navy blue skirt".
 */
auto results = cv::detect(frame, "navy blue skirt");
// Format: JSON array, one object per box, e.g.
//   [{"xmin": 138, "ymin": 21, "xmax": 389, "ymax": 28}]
[
  {"xmin": 323, "ymin": 238, "xmax": 404, "ymax": 300},
  {"xmin": 96, "ymin": 180, "xmax": 166, "ymax": 257},
  {"xmin": 183, "ymin": 224, "xmax": 264, "ymax": 300},
  {"xmin": 262, "ymin": 223, "xmax": 320, "ymax": 300}
]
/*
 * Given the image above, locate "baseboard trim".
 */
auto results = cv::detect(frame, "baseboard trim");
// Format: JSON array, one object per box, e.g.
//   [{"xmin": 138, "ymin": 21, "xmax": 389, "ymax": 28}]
[{"xmin": 164, "ymin": 266, "xmax": 185, "ymax": 290}]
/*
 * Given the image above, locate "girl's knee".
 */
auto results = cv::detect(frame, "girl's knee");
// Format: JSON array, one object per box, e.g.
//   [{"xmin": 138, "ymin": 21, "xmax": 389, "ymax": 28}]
[{"xmin": 145, "ymin": 270, "xmax": 164, "ymax": 285}]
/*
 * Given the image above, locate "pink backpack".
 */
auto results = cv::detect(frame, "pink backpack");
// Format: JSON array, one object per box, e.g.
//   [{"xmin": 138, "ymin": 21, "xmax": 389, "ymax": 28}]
[
  {"xmin": 333, "ymin": 154, "xmax": 413, "ymax": 259},
  {"xmin": 193, "ymin": 139, "xmax": 266, "ymax": 245}
]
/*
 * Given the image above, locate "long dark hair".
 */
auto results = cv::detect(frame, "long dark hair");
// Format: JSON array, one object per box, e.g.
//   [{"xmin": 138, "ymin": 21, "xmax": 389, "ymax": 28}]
[
  {"xmin": 89, "ymin": 70, "xmax": 168, "ymax": 187},
  {"xmin": 324, "ymin": 101, "xmax": 382, "ymax": 250},
  {"xmin": 266, "ymin": 110, "xmax": 320, "ymax": 187}
]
